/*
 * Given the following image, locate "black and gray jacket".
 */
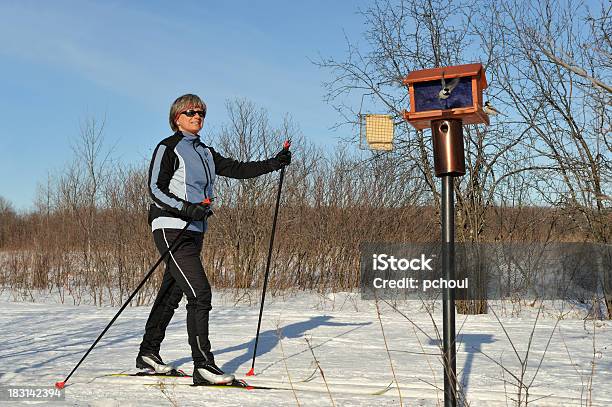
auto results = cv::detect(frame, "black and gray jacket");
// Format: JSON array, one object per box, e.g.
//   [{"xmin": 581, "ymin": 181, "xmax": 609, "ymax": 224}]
[{"xmin": 148, "ymin": 131, "xmax": 281, "ymax": 232}]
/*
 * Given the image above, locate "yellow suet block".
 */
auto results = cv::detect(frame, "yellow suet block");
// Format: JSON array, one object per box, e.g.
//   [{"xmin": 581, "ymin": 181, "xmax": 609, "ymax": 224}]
[{"xmin": 365, "ymin": 114, "xmax": 394, "ymax": 151}]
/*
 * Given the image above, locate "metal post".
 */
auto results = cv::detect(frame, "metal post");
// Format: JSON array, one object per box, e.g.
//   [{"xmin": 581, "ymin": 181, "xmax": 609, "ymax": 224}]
[
  {"xmin": 441, "ymin": 176, "xmax": 457, "ymax": 407},
  {"xmin": 430, "ymin": 118, "xmax": 462, "ymax": 407}
]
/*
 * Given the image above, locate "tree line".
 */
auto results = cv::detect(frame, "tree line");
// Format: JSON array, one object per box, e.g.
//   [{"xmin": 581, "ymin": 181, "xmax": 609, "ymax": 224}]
[{"xmin": 0, "ymin": 0, "xmax": 609, "ymax": 317}]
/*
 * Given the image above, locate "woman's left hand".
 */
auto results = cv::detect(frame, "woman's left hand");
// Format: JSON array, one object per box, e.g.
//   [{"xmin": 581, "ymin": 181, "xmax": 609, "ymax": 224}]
[{"xmin": 275, "ymin": 148, "xmax": 292, "ymax": 166}]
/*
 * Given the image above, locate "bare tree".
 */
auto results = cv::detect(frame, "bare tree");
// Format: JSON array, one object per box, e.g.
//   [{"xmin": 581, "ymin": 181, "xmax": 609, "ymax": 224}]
[
  {"xmin": 316, "ymin": 0, "xmax": 550, "ymax": 314},
  {"xmin": 0, "ymin": 196, "xmax": 16, "ymax": 249},
  {"xmin": 476, "ymin": 0, "xmax": 611, "ymax": 316}
]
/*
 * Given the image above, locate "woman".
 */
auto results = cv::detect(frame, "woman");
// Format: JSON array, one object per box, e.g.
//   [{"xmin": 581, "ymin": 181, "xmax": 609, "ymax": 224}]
[{"xmin": 136, "ymin": 94, "xmax": 291, "ymax": 385}]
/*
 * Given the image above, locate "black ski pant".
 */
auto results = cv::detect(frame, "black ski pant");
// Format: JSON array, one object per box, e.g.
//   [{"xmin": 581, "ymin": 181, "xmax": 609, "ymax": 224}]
[{"xmin": 139, "ymin": 228, "xmax": 214, "ymax": 366}]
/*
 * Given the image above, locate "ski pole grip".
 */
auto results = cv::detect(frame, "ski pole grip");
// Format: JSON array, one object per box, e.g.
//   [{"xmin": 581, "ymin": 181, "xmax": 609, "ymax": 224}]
[{"xmin": 201, "ymin": 197, "xmax": 213, "ymax": 218}]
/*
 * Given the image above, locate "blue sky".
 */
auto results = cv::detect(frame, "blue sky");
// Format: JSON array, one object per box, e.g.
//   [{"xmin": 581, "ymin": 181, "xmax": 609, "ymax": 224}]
[{"xmin": 0, "ymin": 0, "xmax": 371, "ymax": 210}]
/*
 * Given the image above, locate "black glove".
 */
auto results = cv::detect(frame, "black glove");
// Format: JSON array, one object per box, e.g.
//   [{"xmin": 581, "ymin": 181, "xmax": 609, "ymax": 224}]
[
  {"xmin": 181, "ymin": 201, "xmax": 213, "ymax": 221},
  {"xmin": 274, "ymin": 148, "xmax": 292, "ymax": 166}
]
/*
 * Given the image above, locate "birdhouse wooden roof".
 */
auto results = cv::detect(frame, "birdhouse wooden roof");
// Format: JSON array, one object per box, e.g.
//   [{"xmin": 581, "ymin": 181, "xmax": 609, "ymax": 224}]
[
  {"xmin": 401, "ymin": 62, "xmax": 490, "ymax": 129},
  {"xmin": 403, "ymin": 63, "xmax": 487, "ymax": 90}
]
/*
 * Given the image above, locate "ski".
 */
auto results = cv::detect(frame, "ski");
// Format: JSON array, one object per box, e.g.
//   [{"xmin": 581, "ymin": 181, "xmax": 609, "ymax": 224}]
[
  {"xmin": 103, "ymin": 373, "xmax": 274, "ymax": 390},
  {"xmin": 191, "ymin": 379, "xmax": 274, "ymax": 390},
  {"xmin": 108, "ymin": 369, "xmax": 190, "ymax": 377},
  {"xmin": 102, "ymin": 372, "xmax": 393, "ymax": 394}
]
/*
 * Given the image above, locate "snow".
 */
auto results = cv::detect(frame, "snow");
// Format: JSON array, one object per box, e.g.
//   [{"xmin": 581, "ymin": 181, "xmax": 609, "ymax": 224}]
[{"xmin": 0, "ymin": 291, "xmax": 611, "ymax": 406}]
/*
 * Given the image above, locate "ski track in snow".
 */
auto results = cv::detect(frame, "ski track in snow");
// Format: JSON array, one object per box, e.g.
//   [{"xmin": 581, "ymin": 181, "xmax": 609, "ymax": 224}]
[{"xmin": 0, "ymin": 292, "xmax": 611, "ymax": 406}]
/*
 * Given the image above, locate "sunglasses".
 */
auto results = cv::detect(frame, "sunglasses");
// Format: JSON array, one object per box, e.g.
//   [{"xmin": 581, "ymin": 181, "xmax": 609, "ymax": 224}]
[{"xmin": 181, "ymin": 109, "xmax": 206, "ymax": 118}]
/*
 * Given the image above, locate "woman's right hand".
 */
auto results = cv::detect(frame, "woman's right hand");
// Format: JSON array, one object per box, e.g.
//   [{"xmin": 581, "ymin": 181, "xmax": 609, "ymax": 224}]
[{"xmin": 181, "ymin": 201, "xmax": 213, "ymax": 221}]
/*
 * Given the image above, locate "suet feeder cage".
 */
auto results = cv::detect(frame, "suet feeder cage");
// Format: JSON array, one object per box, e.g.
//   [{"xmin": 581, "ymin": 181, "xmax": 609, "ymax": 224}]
[
  {"xmin": 402, "ymin": 63, "xmax": 489, "ymax": 130},
  {"xmin": 360, "ymin": 114, "xmax": 394, "ymax": 151}
]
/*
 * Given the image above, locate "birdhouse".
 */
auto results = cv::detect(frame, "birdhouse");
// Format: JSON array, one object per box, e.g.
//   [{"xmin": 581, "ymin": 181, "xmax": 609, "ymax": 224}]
[{"xmin": 402, "ymin": 63, "xmax": 489, "ymax": 130}]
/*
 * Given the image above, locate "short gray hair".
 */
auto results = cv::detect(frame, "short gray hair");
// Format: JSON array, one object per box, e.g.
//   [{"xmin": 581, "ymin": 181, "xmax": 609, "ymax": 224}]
[{"xmin": 169, "ymin": 94, "xmax": 206, "ymax": 132}]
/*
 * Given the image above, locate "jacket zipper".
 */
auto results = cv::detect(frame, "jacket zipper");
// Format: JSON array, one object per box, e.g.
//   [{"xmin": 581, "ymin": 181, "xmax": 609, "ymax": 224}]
[{"xmin": 193, "ymin": 142, "xmax": 212, "ymax": 200}]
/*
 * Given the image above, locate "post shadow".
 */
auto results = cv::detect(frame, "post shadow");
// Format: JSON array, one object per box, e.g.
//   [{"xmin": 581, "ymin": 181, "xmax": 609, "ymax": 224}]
[{"xmin": 429, "ymin": 333, "xmax": 495, "ymax": 393}]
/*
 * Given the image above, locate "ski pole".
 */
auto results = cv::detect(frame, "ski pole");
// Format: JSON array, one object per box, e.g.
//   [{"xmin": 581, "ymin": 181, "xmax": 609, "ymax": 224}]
[
  {"xmin": 247, "ymin": 140, "xmax": 290, "ymax": 376},
  {"xmin": 55, "ymin": 199, "xmax": 211, "ymax": 389}
]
